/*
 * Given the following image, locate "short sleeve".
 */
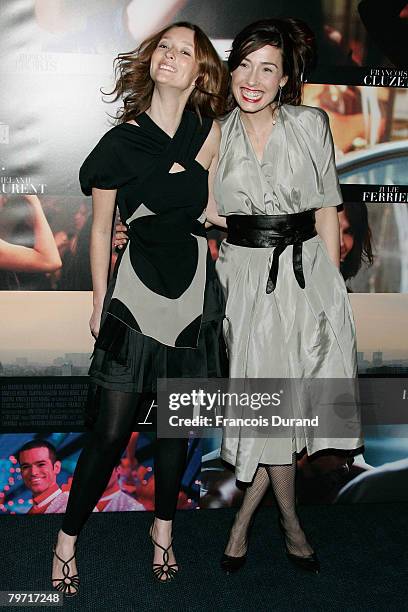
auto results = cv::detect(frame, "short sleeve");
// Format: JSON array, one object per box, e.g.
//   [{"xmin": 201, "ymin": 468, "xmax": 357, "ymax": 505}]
[
  {"xmin": 317, "ymin": 110, "xmax": 343, "ymax": 207},
  {"xmin": 79, "ymin": 129, "xmax": 125, "ymax": 196}
]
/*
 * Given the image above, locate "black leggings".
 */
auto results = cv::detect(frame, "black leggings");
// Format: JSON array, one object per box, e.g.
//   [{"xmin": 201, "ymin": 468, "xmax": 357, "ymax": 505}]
[{"xmin": 61, "ymin": 388, "xmax": 188, "ymax": 536}]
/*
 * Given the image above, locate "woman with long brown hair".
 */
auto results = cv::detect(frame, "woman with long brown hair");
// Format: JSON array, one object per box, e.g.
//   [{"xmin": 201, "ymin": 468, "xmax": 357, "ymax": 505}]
[{"xmin": 51, "ymin": 21, "xmax": 226, "ymax": 593}]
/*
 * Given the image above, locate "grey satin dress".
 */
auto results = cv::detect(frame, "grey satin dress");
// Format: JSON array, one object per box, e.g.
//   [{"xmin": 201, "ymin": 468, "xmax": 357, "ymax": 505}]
[{"xmin": 214, "ymin": 104, "xmax": 363, "ymax": 482}]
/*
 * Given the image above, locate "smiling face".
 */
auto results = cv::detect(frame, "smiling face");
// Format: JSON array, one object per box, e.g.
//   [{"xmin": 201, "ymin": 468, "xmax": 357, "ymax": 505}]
[
  {"xmin": 150, "ymin": 26, "xmax": 199, "ymax": 93},
  {"xmin": 231, "ymin": 44, "xmax": 288, "ymax": 114},
  {"xmin": 19, "ymin": 447, "xmax": 60, "ymax": 495},
  {"xmin": 338, "ymin": 209, "xmax": 355, "ymax": 262}
]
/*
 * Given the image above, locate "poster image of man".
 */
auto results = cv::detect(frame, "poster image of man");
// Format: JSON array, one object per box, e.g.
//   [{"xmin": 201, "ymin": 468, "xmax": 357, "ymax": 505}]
[
  {"xmin": 15, "ymin": 437, "xmax": 146, "ymax": 514},
  {"xmin": 17, "ymin": 440, "xmax": 69, "ymax": 514},
  {"xmin": 1, "ymin": 432, "xmax": 199, "ymax": 514}
]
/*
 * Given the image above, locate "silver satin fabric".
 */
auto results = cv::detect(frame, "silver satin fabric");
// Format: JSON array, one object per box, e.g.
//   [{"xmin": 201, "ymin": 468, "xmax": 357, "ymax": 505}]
[{"xmin": 214, "ymin": 105, "xmax": 363, "ymax": 482}]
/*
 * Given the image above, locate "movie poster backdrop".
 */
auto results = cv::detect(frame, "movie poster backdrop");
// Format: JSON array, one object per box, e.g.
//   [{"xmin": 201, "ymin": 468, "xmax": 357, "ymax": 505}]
[{"xmin": 1, "ymin": 1, "xmax": 407, "ymax": 513}]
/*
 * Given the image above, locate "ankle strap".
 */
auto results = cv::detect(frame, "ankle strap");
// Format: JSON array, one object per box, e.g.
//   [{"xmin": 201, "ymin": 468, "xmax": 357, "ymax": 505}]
[
  {"xmin": 53, "ymin": 546, "xmax": 76, "ymax": 565},
  {"xmin": 150, "ymin": 533, "xmax": 173, "ymax": 554}
]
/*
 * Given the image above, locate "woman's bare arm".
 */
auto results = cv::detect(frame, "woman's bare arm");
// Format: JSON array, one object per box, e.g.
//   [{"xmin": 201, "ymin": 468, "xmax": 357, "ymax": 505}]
[
  {"xmin": 89, "ymin": 187, "xmax": 117, "ymax": 337},
  {"xmin": 0, "ymin": 195, "xmax": 61, "ymax": 272},
  {"xmin": 204, "ymin": 122, "xmax": 227, "ymax": 230},
  {"xmin": 315, "ymin": 206, "xmax": 340, "ymax": 268}
]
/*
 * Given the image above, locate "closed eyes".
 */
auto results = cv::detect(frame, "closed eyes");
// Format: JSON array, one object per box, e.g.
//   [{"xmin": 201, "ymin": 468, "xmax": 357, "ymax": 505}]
[{"xmin": 158, "ymin": 42, "xmax": 192, "ymax": 56}]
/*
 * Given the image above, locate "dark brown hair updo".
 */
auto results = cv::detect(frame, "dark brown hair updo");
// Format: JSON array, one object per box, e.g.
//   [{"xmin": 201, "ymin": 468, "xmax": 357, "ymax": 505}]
[
  {"xmin": 107, "ymin": 21, "xmax": 227, "ymax": 122},
  {"xmin": 226, "ymin": 18, "xmax": 316, "ymax": 112}
]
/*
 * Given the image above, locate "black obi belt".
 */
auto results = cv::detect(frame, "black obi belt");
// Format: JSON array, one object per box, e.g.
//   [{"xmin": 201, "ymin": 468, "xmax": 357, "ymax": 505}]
[{"xmin": 226, "ymin": 210, "xmax": 317, "ymax": 293}]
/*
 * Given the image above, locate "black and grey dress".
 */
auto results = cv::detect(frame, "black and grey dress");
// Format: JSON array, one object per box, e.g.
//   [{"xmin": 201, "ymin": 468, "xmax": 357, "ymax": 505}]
[{"xmin": 79, "ymin": 110, "xmax": 227, "ymax": 393}]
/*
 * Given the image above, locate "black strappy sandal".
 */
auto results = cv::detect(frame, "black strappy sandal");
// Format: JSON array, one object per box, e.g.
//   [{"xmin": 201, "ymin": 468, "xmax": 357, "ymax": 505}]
[
  {"xmin": 52, "ymin": 545, "xmax": 80, "ymax": 597},
  {"xmin": 149, "ymin": 524, "xmax": 179, "ymax": 583}
]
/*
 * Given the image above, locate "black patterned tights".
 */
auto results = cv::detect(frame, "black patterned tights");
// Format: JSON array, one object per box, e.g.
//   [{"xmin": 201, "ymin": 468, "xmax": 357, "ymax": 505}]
[{"xmin": 224, "ymin": 453, "xmax": 314, "ymax": 558}]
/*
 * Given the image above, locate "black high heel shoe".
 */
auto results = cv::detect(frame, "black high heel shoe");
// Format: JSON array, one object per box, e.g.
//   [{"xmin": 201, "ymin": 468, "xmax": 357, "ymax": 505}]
[
  {"xmin": 220, "ymin": 551, "xmax": 247, "ymax": 574},
  {"xmin": 278, "ymin": 518, "xmax": 320, "ymax": 574},
  {"xmin": 220, "ymin": 516, "xmax": 255, "ymax": 575},
  {"xmin": 52, "ymin": 545, "xmax": 80, "ymax": 597},
  {"xmin": 149, "ymin": 524, "xmax": 179, "ymax": 583}
]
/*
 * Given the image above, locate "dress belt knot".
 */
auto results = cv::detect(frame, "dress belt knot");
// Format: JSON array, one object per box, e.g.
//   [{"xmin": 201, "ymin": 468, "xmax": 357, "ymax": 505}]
[{"xmin": 226, "ymin": 210, "xmax": 317, "ymax": 294}]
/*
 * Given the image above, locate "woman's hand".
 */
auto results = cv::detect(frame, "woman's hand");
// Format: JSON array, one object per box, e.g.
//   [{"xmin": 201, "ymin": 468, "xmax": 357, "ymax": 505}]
[
  {"xmin": 114, "ymin": 220, "xmax": 129, "ymax": 249},
  {"xmin": 89, "ymin": 304, "xmax": 103, "ymax": 339}
]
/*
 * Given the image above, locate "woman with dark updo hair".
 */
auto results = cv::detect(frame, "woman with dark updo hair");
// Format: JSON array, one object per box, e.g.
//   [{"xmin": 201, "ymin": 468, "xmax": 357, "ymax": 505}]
[{"xmin": 204, "ymin": 18, "xmax": 364, "ymax": 574}]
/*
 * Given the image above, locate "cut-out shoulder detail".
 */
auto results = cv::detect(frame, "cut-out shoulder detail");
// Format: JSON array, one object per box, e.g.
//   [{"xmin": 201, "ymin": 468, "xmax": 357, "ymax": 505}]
[
  {"xmin": 193, "ymin": 120, "xmax": 216, "ymax": 173},
  {"xmin": 168, "ymin": 162, "xmax": 186, "ymax": 174}
]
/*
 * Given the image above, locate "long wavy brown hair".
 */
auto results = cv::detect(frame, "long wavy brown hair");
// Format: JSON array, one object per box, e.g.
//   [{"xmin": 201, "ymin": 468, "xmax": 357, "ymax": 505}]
[
  {"xmin": 107, "ymin": 22, "xmax": 227, "ymax": 122},
  {"xmin": 226, "ymin": 18, "xmax": 316, "ymax": 112}
]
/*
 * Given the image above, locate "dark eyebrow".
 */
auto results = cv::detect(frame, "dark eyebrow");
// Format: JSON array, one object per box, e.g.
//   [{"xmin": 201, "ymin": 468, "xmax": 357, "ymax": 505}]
[
  {"xmin": 242, "ymin": 58, "xmax": 278, "ymax": 69},
  {"xmin": 20, "ymin": 460, "xmax": 47, "ymax": 467}
]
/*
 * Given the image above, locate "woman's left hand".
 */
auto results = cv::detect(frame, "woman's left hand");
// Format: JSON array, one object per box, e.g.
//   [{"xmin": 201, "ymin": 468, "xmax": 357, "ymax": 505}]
[
  {"xmin": 89, "ymin": 305, "xmax": 103, "ymax": 339},
  {"xmin": 114, "ymin": 221, "xmax": 129, "ymax": 249}
]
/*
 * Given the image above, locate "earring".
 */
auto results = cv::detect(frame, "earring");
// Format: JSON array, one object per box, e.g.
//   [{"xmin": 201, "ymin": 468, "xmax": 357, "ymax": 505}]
[
  {"xmin": 300, "ymin": 58, "xmax": 305, "ymax": 84},
  {"xmin": 277, "ymin": 85, "xmax": 282, "ymax": 107},
  {"xmin": 273, "ymin": 86, "xmax": 282, "ymax": 125}
]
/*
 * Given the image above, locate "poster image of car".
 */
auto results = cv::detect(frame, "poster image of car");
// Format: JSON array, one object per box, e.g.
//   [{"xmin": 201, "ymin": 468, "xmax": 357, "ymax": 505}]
[
  {"xmin": 0, "ymin": 432, "xmax": 200, "ymax": 515},
  {"xmin": 304, "ymin": 85, "xmax": 408, "ymax": 206}
]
